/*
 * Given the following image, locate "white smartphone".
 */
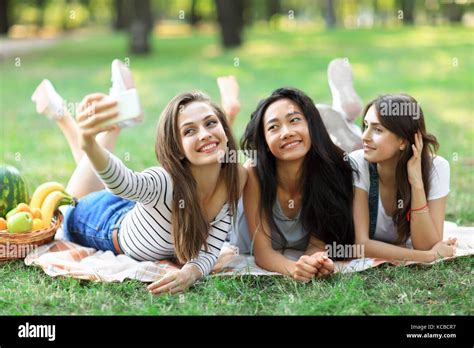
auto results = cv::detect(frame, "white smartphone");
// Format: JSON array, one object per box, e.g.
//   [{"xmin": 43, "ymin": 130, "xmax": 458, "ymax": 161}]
[{"xmin": 98, "ymin": 88, "xmax": 143, "ymax": 128}]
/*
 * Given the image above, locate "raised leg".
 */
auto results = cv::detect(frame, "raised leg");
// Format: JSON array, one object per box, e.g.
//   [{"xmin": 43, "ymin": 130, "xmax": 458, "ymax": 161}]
[
  {"xmin": 327, "ymin": 58, "xmax": 363, "ymax": 122},
  {"xmin": 65, "ymin": 127, "xmax": 121, "ymax": 199},
  {"xmin": 33, "ymin": 60, "xmax": 138, "ymax": 199},
  {"xmin": 217, "ymin": 76, "xmax": 241, "ymax": 126},
  {"xmin": 35, "ymin": 88, "xmax": 122, "ymax": 198},
  {"xmin": 32, "ymin": 79, "xmax": 84, "ymax": 165},
  {"xmin": 51, "ymin": 108, "xmax": 121, "ymax": 198},
  {"xmin": 56, "ymin": 112, "xmax": 84, "ymax": 164}
]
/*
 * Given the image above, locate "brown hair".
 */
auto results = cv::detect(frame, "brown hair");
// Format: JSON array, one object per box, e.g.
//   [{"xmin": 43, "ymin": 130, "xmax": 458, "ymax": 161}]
[
  {"xmin": 155, "ymin": 91, "xmax": 240, "ymax": 263},
  {"xmin": 363, "ymin": 93, "xmax": 439, "ymax": 245}
]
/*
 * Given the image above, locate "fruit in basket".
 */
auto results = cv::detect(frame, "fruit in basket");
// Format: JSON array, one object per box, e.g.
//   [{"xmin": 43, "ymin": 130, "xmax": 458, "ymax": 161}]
[
  {"xmin": 31, "ymin": 207, "xmax": 42, "ymax": 219},
  {"xmin": 6, "ymin": 212, "xmax": 33, "ymax": 233},
  {"xmin": 16, "ymin": 203, "xmax": 31, "ymax": 214},
  {"xmin": 0, "ymin": 165, "xmax": 29, "ymax": 218},
  {"xmin": 32, "ymin": 218, "xmax": 45, "ymax": 231},
  {"xmin": 6, "ymin": 207, "xmax": 18, "ymax": 219},
  {"xmin": 41, "ymin": 190, "xmax": 74, "ymax": 225},
  {"xmin": 0, "ymin": 217, "xmax": 7, "ymax": 231},
  {"xmin": 6, "ymin": 204, "xmax": 32, "ymax": 219},
  {"xmin": 29, "ymin": 181, "xmax": 65, "ymax": 210}
]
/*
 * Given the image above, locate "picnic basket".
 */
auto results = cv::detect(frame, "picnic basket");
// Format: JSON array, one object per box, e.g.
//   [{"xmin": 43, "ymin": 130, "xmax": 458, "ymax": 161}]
[{"xmin": 0, "ymin": 210, "xmax": 63, "ymax": 261}]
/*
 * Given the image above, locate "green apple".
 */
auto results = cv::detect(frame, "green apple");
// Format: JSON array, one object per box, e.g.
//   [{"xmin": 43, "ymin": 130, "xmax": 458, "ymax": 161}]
[
  {"xmin": 7, "ymin": 212, "xmax": 33, "ymax": 233},
  {"xmin": 5, "ymin": 208, "xmax": 17, "ymax": 219}
]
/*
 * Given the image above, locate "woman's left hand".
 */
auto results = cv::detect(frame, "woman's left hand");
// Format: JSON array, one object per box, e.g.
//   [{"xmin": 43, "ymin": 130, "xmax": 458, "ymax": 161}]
[
  {"xmin": 312, "ymin": 252, "xmax": 335, "ymax": 278},
  {"xmin": 407, "ymin": 131, "xmax": 424, "ymax": 189},
  {"xmin": 147, "ymin": 268, "xmax": 196, "ymax": 295}
]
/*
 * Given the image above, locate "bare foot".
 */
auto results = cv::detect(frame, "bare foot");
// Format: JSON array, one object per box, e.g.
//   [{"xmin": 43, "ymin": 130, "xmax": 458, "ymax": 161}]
[
  {"xmin": 217, "ymin": 75, "xmax": 241, "ymax": 126},
  {"xmin": 327, "ymin": 58, "xmax": 363, "ymax": 122},
  {"xmin": 110, "ymin": 59, "xmax": 136, "ymax": 95},
  {"xmin": 31, "ymin": 79, "xmax": 66, "ymax": 120}
]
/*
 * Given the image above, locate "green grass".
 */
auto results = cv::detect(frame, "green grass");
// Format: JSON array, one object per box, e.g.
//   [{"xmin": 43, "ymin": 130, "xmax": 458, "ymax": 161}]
[
  {"xmin": 0, "ymin": 25, "xmax": 473, "ymax": 315},
  {"xmin": 0, "ymin": 257, "xmax": 472, "ymax": 315}
]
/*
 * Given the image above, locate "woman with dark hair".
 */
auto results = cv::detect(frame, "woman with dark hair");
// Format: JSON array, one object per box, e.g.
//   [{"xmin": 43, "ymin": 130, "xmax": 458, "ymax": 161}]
[
  {"xmin": 351, "ymin": 94, "xmax": 456, "ymax": 262},
  {"xmin": 229, "ymin": 86, "xmax": 356, "ymax": 282}
]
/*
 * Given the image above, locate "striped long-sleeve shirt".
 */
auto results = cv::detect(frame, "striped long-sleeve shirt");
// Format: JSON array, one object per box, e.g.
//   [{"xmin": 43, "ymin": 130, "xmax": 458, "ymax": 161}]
[{"xmin": 95, "ymin": 150, "xmax": 232, "ymax": 277}]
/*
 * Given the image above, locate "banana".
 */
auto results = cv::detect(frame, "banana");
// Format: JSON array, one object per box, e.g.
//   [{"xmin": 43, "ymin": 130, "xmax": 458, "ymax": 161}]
[
  {"xmin": 29, "ymin": 182, "xmax": 65, "ymax": 210},
  {"xmin": 41, "ymin": 190, "xmax": 74, "ymax": 226}
]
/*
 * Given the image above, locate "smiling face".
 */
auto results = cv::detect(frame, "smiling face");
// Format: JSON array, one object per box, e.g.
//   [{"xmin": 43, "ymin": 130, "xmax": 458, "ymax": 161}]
[
  {"xmin": 362, "ymin": 105, "xmax": 406, "ymax": 163},
  {"xmin": 178, "ymin": 101, "xmax": 228, "ymax": 167},
  {"xmin": 262, "ymin": 98, "xmax": 311, "ymax": 162}
]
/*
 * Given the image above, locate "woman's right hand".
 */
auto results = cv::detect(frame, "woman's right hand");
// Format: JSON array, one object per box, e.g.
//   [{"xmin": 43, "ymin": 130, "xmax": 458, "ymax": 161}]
[
  {"xmin": 429, "ymin": 238, "xmax": 457, "ymax": 261},
  {"xmin": 76, "ymin": 93, "xmax": 119, "ymax": 150},
  {"xmin": 293, "ymin": 255, "xmax": 317, "ymax": 282},
  {"xmin": 293, "ymin": 252, "xmax": 334, "ymax": 282}
]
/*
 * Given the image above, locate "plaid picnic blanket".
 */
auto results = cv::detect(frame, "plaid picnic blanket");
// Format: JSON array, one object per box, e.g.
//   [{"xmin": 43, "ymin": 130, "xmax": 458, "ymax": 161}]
[{"xmin": 21, "ymin": 221, "xmax": 473, "ymax": 283}]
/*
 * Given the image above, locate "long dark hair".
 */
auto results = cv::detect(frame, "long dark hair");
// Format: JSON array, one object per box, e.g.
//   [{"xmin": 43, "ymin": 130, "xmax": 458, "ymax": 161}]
[
  {"xmin": 363, "ymin": 94, "xmax": 439, "ymax": 245},
  {"xmin": 241, "ymin": 87, "xmax": 356, "ymax": 249},
  {"xmin": 155, "ymin": 91, "xmax": 240, "ymax": 264}
]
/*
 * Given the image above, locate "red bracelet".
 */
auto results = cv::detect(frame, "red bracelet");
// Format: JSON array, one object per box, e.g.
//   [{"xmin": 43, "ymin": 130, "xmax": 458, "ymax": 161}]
[{"xmin": 406, "ymin": 203, "xmax": 429, "ymax": 221}]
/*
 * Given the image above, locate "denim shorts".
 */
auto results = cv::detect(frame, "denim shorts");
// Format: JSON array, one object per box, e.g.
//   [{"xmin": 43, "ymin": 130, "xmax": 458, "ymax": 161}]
[{"xmin": 62, "ymin": 190, "xmax": 136, "ymax": 254}]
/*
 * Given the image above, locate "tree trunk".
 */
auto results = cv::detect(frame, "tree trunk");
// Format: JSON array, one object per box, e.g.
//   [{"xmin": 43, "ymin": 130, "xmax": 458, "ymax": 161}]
[
  {"xmin": 325, "ymin": 0, "xmax": 336, "ymax": 29},
  {"xmin": 242, "ymin": 0, "xmax": 253, "ymax": 27},
  {"xmin": 129, "ymin": 0, "xmax": 153, "ymax": 54},
  {"xmin": 114, "ymin": 0, "xmax": 131, "ymax": 30},
  {"xmin": 266, "ymin": 0, "xmax": 281, "ymax": 20},
  {"xmin": 0, "ymin": 0, "xmax": 9, "ymax": 34},
  {"xmin": 399, "ymin": 0, "xmax": 415, "ymax": 25},
  {"xmin": 215, "ymin": 0, "xmax": 244, "ymax": 48},
  {"xmin": 36, "ymin": 0, "xmax": 45, "ymax": 28},
  {"xmin": 444, "ymin": 3, "xmax": 464, "ymax": 23},
  {"xmin": 189, "ymin": 0, "xmax": 200, "ymax": 26}
]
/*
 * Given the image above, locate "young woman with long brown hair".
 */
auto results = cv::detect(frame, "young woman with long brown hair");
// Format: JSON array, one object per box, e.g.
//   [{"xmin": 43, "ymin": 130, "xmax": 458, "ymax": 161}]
[
  {"xmin": 351, "ymin": 94, "xmax": 456, "ymax": 262},
  {"xmin": 32, "ymin": 61, "xmax": 245, "ymax": 295}
]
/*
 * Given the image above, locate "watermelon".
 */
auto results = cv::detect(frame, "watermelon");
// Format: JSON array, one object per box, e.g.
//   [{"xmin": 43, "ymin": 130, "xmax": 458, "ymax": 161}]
[{"xmin": 0, "ymin": 165, "xmax": 29, "ymax": 218}]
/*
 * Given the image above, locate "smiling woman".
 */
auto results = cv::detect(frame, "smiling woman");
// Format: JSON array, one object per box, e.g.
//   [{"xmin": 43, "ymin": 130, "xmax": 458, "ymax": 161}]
[
  {"xmin": 178, "ymin": 103, "xmax": 229, "ymax": 165},
  {"xmin": 230, "ymin": 87, "xmax": 357, "ymax": 282},
  {"xmin": 32, "ymin": 63, "xmax": 244, "ymax": 295},
  {"xmin": 351, "ymin": 94, "xmax": 456, "ymax": 263},
  {"xmin": 66, "ymin": 90, "xmax": 243, "ymax": 295},
  {"xmin": 155, "ymin": 91, "xmax": 241, "ymax": 266},
  {"xmin": 263, "ymin": 99, "xmax": 312, "ymax": 162}
]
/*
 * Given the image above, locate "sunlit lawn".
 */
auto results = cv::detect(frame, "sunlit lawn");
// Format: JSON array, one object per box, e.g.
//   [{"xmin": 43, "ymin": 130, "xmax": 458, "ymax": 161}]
[{"xmin": 0, "ymin": 25, "xmax": 472, "ymax": 315}]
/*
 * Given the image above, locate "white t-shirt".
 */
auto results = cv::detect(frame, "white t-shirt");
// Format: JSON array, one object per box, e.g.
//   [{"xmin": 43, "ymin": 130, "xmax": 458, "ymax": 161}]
[{"xmin": 349, "ymin": 149, "xmax": 450, "ymax": 245}]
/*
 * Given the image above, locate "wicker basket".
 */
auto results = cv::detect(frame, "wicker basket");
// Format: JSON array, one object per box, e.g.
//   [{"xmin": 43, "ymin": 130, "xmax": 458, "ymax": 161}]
[{"xmin": 0, "ymin": 210, "xmax": 63, "ymax": 261}]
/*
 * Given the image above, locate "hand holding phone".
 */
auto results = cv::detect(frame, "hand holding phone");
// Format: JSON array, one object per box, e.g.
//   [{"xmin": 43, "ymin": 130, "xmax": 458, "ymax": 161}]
[{"xmin": 97, "ymin": 88, "xmax": 143, "ymax": 128}]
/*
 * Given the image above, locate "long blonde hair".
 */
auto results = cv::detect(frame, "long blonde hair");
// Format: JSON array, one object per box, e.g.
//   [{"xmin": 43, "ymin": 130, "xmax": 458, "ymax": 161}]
[{"xmin": 155, "ymin": 91, "xmax": 240, "ymax": 263}]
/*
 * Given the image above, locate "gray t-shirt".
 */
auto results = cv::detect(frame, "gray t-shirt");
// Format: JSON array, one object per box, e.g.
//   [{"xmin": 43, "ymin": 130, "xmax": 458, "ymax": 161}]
[{"xmin": 229, "ymin": 198, "xmax": 309, "ymax": 254}]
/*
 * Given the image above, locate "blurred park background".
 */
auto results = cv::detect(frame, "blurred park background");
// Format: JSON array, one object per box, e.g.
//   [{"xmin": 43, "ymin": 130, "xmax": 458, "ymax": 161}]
[
  {"xmin": 0, "ymin": 0, "xmax": 473, "ymax": 315},
  {"xmin": 1, "ymin": 0, "xmax": 473, "ymax": 225},
  {"xmin": 1, "ymin": 0, "xmax": 474, "ymax": 50}
]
